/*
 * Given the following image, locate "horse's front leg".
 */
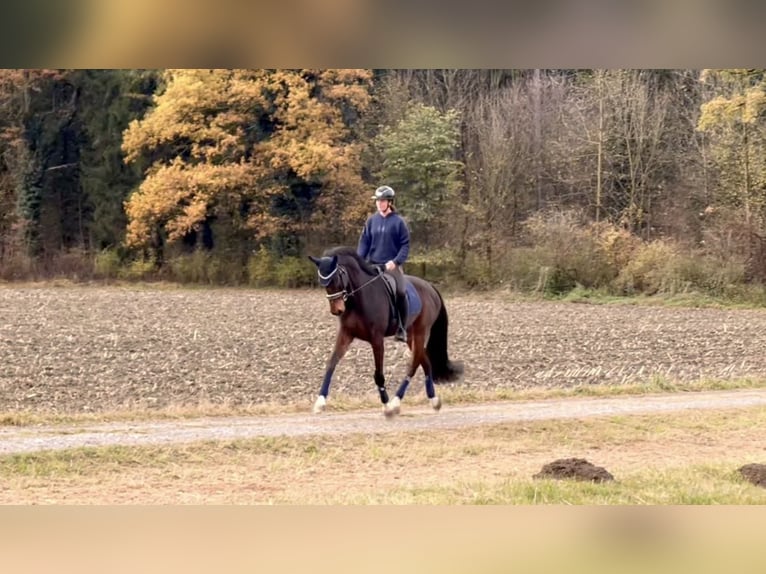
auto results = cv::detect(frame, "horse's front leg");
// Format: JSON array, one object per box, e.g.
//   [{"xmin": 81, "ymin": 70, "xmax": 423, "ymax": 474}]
[
  {"xmin": 370, "ymin": 336, "xmax": 393, "ymax": 416},
  {"xmin": 314, "ymin": 329, "xmax": 353, "ymax": 414}
]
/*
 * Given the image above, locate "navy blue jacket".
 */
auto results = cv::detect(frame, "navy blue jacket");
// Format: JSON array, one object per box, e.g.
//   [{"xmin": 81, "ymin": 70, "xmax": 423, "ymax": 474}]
[{"xmin": 357, "ymin": 211, "xmax": 410, "ymax": 266}]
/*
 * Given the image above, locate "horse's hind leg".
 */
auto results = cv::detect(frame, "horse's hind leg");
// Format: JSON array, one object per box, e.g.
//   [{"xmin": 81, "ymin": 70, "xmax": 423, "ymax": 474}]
[
  {"xmin": 414, "ymin": 335, "xmax": 442, "ymax": 412},
  {"xmin": 394, "ymin": 334, "xmax": 421, "ymax": 402},
  {"xmin": 390, "ymin": 330, "xmax": 441, "ymax": 414}
]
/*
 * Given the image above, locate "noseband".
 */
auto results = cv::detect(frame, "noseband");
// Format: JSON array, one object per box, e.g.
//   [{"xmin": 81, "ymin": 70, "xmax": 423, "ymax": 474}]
[
  {"xmin": 325, "ymin": 265, "xmax": 350, "ymax": 301},
  {"xmin": 323, "ymin": 265, "xmax": 383, "ymax": 301}
]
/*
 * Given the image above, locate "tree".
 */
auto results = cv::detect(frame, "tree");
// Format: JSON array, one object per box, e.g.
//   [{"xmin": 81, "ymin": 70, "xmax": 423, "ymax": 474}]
[
  {"xmin": 697, "ymin": 69, "xmax": 766, "ymax": 277},
  {"xmin": 374, "ymin": 103, "xmax": 462, "ymax": 245},
  {"xmin": 73, "ymin": 69, "xmax": 158, "ymax": 251},
  {"xmin": 552, "ymin": 70, "xmax": 678, "ymax": 237},
  {"xmin": 462, "ymin": 87, "xmax": 535, "ymax": 280},
  {"xmin": 122, "ymin": 69, "xmax": 373, "ymax": 259},
  {"xmin": 697, "ymin": 70, "xmax": 766, "ymax": 224},
  {"xmin": 0, "ymin": 69, "xmax": 78, "ymax": 261}
]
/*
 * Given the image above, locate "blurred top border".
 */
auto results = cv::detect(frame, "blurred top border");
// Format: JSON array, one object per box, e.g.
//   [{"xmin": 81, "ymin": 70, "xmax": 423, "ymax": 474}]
[{"xmin": 0, "ymin": 0, "xmax": 762, "ymax": 68}]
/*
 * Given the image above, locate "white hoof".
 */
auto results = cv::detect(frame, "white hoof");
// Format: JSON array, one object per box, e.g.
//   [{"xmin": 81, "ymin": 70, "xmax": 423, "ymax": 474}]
[
  {"xmin": 384, "ymin": 396, "xmax": 401, "ymax": 418},
  {"xmin": 430, "ymin": 396, "xmax": 442, "ymax": 411},
  {"xmin": 313, "ymin": 395, "xmax": 327, "ymax": 414}
]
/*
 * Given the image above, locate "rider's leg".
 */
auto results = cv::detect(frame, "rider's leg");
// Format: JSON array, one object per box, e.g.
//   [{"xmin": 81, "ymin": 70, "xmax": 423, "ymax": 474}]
[{"xmin": 393, "ymin": 268, "xmax": 408, "ymax": 342}]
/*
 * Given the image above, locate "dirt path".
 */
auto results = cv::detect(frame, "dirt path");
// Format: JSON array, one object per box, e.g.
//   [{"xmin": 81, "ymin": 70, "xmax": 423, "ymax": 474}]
[{"xmin": 3, "ymin": 388, "xmax": 765, "ymax": 456}]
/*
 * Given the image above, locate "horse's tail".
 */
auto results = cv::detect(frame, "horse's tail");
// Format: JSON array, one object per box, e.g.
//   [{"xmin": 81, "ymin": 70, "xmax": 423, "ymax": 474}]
[{"xmin": 427, "ymin": 288, "xmax": 464, "ymax": 383}]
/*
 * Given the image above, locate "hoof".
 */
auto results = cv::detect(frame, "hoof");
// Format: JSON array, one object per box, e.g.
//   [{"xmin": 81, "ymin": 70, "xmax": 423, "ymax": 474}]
[
  {"xmin": 313, "ymin": 395, "xmax": 327, "ymax": 414},
  {"xmin": 430, "ymin": 396, "xmax": 442, "ymax": 411},
  {"xmin": 384, "ymin": 396, "xmax": 401, "ymax": 418}
]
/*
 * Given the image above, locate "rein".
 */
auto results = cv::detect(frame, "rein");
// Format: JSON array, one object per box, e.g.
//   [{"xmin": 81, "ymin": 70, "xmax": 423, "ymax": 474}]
[{"xmin": 326, "ymin": 265, "xmax": 384, "ymax": 301}]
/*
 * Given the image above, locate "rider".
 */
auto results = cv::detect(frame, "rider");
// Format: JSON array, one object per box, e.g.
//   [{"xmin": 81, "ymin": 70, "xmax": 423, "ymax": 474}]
[{"xmin": 357, "ymin": 185, "xmax": 411, "ymax": 343}]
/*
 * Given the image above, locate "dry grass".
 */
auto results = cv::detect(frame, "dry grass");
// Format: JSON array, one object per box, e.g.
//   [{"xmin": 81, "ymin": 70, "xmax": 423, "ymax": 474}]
[{"xmin": 1, "ymin": 406, "xmax": 764, "ymax": 504}]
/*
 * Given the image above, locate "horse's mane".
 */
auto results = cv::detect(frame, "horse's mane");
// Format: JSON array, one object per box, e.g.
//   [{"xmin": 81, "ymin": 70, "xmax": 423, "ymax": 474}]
[{"xmin": 323, "ymin": 246, "xmax": 378, "ymax": 276}]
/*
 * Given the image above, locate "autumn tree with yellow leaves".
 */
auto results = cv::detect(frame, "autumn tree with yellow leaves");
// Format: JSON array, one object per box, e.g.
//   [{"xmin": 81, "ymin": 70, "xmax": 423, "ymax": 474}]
[
  {"xmin": 122, "ymin": 69, "xmax": 373, "ymax": 260},
  {"xmin": 697, "ymin": 70, "xmax": 766, "ymax": 225},
  {"xmin": 697, "ymin": 69, "xmax": 766, "ymax": 278}
]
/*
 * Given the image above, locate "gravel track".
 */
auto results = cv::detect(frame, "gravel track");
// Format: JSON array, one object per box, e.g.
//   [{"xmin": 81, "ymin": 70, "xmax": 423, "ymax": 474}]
[{"xmin": 1, "ymin": 389, "xmax": 765, "ymax": 455}]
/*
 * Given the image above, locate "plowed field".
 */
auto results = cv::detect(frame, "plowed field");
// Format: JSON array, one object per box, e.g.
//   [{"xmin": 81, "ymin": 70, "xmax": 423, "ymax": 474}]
[{"xmin": 3, "ymin": 285, "xmax": 766, "ymax": 415}]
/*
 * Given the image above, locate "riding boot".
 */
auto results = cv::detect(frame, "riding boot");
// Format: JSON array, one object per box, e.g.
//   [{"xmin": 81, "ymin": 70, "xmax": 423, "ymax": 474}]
[{"xmin": 395, "ymin": 291, "xmax": 409, "ymax": 343}]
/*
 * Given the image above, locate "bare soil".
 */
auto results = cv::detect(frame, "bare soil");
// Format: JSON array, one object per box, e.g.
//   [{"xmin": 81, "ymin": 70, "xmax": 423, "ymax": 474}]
[
  {"xmin": 533, "ymin": 457, "xmax": 615, "ymax": 482},
  {"xmin": 2, "ymin": 285, "xmax": 766, "ymax": 503},
  {"xmin": 3, "ymin": 285, "xmax": 766, "ymax": 415},
  {"xmin": 739, "ymin": 463, "xmax": 766, "ymax": 487}
]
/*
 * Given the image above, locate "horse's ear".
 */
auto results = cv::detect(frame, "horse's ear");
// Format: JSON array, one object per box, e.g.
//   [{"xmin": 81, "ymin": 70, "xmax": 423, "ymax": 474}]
[
  {"xmin": 330, "ymin": 255, "xmax": 338, "ymax": 267},
  {"xmin": 308, "ymin": 256, "xmax": 320, "ymax": 266}
]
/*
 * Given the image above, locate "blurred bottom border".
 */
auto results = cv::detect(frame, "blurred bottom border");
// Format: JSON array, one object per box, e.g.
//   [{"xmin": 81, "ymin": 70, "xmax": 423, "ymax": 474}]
[{"xmin": 1, "ymin": 506, "xmax": 764, "ymax": 574}]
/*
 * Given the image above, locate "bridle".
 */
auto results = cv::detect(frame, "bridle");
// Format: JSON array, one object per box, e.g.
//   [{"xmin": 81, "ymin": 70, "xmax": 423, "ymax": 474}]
[{"xmin": 321, "ymin": 264, "xmax": 384, "ymax": 301}]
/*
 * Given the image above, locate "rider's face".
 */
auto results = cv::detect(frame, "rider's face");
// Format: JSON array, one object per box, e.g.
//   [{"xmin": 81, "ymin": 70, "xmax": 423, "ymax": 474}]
[{"xmin": 376, "ymin": 198, "xmax": 390, "ymax": 215}]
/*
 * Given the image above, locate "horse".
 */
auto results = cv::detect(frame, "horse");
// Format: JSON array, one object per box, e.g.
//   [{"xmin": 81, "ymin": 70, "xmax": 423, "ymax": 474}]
[{"xmin": 308, "ymin": 246, "xmax": 463, "ymax": 417}]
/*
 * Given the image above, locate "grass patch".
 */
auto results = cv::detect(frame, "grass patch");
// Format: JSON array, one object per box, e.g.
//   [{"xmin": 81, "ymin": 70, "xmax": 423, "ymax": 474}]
[
  {"xmin": 1, "ymin": 406, "xmax": 764, "ymax": 504},
  {"xmin": 548, "ymin": 287, "xmax": 766, "ymax": 309},
  {"xmin": 438, "ymin": 376, "xmax": 766, "ymax": 405},
  {"xmin": 354, "ymin": 464, "xmax": 765, "ymax": 504}
]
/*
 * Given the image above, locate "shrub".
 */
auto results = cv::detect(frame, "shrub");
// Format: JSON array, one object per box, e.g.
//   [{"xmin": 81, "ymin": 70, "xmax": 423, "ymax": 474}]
[
  {"xmin": 459, "ymin": 250, "xmax": 493, "ymax": 288},
  {"xmin": 613, "ymin": 241, "xmax": 678, "ymax": 295},
  {"xmin": 44, "ymin": 248, "xmax": 94, "ymax": 280},
  {"xmin": 94, "ymin": 249, "xmax": 122, "ymax": 279},
  {"xmin": 505, "ymin": 246, "xmax": 552, "ymax": 292},
  {"xmin": 168, "ymin": 251, "xmax": 209, "ymax": 283},
  {"xmin": 119, "ymin": 256, "xmax": 156, "ymax": 280},
  {"xmin": 205, "ymin": 253, "xmax": 245, "ymax": 285},
  {"xmin": 675, "ymin": 252, "xmax": 745, "ymax": 295},
  {"xmin": 247, "ymin": 246, "xmax": 276, "ymax": 287},
  {"xmin": 613, "ymin": 241, "xmax": 744, "ymax": 296},
  {"xmin": 588, "ymin": 222, "xmax": 642, "ymax": 271},
  {"xmin": 0, "ymin": 253, "xmax": 36, "ymax": 280},
  {"xmin": 519, "ymin": 210, "xmax": 616, "ymax": 294},
  {"xmin": 407, "ymin": 249, "xmax": 457, "ymax": 283},
  {"xmin": 273, "ymin": 256, "xmax": 315, "ymax": 288}
]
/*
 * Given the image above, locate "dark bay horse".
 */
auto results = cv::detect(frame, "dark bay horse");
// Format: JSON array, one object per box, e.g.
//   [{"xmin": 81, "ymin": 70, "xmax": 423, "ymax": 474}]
[{"xmin": 309, "ymin": 246, "xmax": 463, "ymax": 417}]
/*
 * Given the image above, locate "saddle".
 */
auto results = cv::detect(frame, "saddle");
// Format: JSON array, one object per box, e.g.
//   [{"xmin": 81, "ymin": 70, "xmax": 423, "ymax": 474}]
[
  {"xmin": 375, "ymin": 267, "xmax": 421, "ymax": 329},
  {"xmin": 377, "ymin": 268, "xmax": 399, "ymax": 322}
]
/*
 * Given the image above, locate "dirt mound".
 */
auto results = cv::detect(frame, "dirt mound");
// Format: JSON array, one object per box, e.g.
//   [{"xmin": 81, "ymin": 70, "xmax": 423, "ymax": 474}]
[
  {"xmin": 534, "ymin": 457, "xmax": 615, "ymax": 482},
  {"xmin": 739, "ymin": 463, "xmax": 766, "ymax": 487}
]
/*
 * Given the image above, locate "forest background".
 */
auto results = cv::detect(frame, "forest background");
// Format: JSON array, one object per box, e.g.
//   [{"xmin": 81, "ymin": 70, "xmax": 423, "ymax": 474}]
[{"xmin": 2, "ymin": 69, "xmax": 765, "ymax": 301}]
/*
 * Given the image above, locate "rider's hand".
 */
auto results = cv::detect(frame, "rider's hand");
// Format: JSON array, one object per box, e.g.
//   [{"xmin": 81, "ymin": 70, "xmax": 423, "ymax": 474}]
[{"xmin": 385, "ymin": 261, "xmax": 396, "ymax": 271}]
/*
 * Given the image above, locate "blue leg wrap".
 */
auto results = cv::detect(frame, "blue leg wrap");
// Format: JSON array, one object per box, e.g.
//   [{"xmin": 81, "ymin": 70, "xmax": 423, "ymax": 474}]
[
  {"xmin": 320, "ymin": 367, "xmax": 335, "ymax": 398},
  {"xmin": 396, "ymin": 377, "xmax": 411, "ymax": 399},
  {"xmin": 425, "ymin": 375, "xmax": 435, "ymax": 399}
]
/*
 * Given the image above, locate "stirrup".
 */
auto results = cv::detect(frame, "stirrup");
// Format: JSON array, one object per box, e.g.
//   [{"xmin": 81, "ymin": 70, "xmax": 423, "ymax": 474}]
[{"xmin": 395, "ymin": 323, "xmax": 407, "ymax": 343}]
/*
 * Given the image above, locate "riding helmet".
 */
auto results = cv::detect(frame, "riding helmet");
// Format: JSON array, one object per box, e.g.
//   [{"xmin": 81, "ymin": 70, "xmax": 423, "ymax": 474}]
[{"xmin": 372, "ymin": 185, "xmax": 395, "ymax": 200}]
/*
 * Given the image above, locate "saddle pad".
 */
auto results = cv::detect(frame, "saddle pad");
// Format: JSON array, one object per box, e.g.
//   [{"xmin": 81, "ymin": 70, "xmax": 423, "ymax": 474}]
[
  {"xmin": 405, "ymin": 280, "xmax": 422, "ymax": 318},
  {"xmin": 381, "ymin": 273, "xmax": 422, "ymax": 322}
]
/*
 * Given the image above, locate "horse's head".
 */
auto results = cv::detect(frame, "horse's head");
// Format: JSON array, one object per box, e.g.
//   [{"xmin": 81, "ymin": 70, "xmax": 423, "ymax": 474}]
[{"xmin": 309, "ymin": 254, "xmax": 349, "ymax": 316}]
